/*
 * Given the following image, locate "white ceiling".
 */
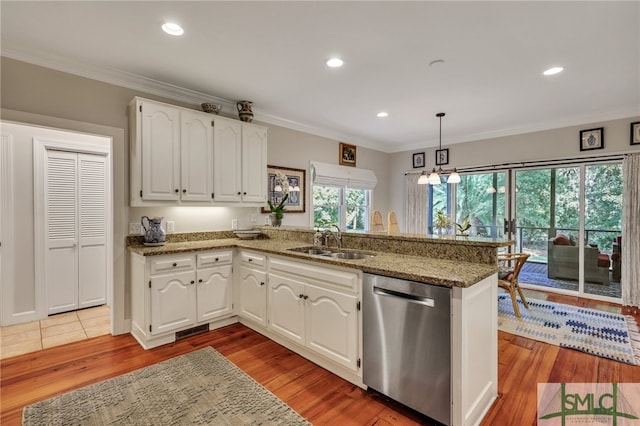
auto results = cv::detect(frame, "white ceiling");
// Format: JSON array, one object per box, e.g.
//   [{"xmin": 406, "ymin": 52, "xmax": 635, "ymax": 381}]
[{"xmin": 1, "ymin": 1, "xmax": 639, "ymax": 153}]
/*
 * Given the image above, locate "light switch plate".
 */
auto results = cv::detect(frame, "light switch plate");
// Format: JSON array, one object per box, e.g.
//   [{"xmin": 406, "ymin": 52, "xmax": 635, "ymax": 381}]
[{"xmin": 166, "ymin": 221, "xmax": 175, "ymax": 233}]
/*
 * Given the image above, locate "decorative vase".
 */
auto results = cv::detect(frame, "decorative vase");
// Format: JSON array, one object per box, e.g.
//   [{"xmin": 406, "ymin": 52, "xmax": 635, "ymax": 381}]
[
  {"xmin": 270, "ymin": 214, "xmax": 282, "ymax": 227},
  {"xmin": 236, "ymin": 100, "xmax": 254, "ymax": 123},
  {"xmin": 141, "ymin": 216, "xmax": 166, "ymax": 245}
]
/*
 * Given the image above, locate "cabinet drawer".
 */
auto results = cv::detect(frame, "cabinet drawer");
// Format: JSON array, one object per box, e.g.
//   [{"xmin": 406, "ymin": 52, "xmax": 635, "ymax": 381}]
[
  {"xmin": 239, "ymin": 251, "xmax": 266, "ymax": 268},
  {"xmin": 270, "ymin": 257, "xmax": 359, "ymax": 292},
  {"xmin": 197, "ymin": 250, "xmax": 233, "ymax": 268},
  {"xmin": 150, "ymin": 255, "xmax": 195, "ymax": 275}
]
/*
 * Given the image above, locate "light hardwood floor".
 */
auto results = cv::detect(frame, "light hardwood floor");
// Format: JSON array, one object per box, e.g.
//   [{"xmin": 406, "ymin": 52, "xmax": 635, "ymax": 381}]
[{"xmin": 1, "ymin": 291, "xmax": 639, "ymax": 425}]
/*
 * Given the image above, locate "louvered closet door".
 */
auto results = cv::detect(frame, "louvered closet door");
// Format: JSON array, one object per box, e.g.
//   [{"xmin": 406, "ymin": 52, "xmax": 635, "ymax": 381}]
[
  {"xmin": 46, "ymin": 151, "xmax": 107, "ymax": 315},
  {"xmin": 46, "ymin": 150, "xmax": 79, "ymax": 314},
  {"xmin": 78, "ymin": 153, "xmax": 107, "ymax": 308}
]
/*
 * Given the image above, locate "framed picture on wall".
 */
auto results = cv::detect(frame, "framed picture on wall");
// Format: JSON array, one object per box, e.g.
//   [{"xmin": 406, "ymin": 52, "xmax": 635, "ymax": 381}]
[
  {"xmin": 579, "ymin": 127, "xmax": 604, "ymax": 151},
  {"xmin": 631, "ymin": 121, "xmax": 640, "ymax": 145},
  {"xmin": 261, "ymin": 165, "xmax": 306, "ymax": 214},
  {"xmin": 435, "ymin": 148, "xmax": 449, "ymax": 166},
  {"xmin": 412, "ymin": 152, "xmax": 425, "ymax": 168},
  {"xmin": 339, "ymin": 142, "xmax": 357, "ymax": 167}
]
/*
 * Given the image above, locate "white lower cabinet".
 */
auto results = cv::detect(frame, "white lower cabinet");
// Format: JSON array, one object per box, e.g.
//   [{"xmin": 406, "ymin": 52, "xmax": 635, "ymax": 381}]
[
  {"xmin": 266, "ymin": 257, "xmax": 361, "ymax": 374},
  {"xmin": 236, "ymin": 251, "xmax": 267, "ymax": 326},
  {"xmin": 150, "ymin": 270, "xmax": 196, "ymax": 335},
  {"xmin": 130, "ymin": 249, "xmax": 235, "ymax": 349}
]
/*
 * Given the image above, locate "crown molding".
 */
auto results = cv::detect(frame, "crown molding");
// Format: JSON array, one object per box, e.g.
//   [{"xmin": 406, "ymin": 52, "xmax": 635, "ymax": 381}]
[
  {"xmin": 1, "ymin": 42, "xmax": 389, "ymax": 151},
  {"xmin": 3, "ymin": 42, "xmax": 637, "ymax": 155}
]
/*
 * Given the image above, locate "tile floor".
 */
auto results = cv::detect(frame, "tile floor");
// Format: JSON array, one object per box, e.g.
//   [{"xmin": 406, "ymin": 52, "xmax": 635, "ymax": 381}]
[{"xmin": 0, "ymin": 305, "xmax": 110, "ymax": 359}]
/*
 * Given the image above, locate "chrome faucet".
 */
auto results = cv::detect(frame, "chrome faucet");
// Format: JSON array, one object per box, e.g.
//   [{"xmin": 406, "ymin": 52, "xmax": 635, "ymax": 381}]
[{"xmin": 323, "ymin": 224, "xmax": 342, "ymax": 249}]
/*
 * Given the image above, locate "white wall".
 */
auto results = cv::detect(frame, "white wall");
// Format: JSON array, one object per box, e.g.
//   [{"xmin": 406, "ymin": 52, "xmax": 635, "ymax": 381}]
[
  {"xmin": 266, "ymin": 124, "xmax": 390, "ymax": 228},
  {"xmin": 389, "ymin": 116, "xmax": 640, "ymax": 229}
]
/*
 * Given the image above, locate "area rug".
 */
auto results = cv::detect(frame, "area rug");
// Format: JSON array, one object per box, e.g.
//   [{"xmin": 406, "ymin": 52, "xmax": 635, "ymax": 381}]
[
  {"xmin": 498, "ymin": 294, "xmax": 640, "ymax": 365},
  {"xmin": 22, "ymin": 347, "xmax": 310, "ymax": 425}
]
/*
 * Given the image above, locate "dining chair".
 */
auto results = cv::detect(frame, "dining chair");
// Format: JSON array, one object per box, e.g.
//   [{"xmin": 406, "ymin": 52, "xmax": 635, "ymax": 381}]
[
  {"xmin": 387, "ymin": 211, "xmax": 400, "ymax": 235},
  {"xmin": 497, "ymin": 253, "xmax": 530, "ymax": 318},
  {"xmin": 371, "ymin": 210, "xmax": 384, "ymax": 232}
]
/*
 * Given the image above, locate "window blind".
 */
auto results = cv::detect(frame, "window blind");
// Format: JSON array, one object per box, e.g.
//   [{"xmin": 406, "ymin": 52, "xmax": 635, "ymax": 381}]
[{"xmin": 311, "ymin": 161, "xmax": 377, "ymax": 189}]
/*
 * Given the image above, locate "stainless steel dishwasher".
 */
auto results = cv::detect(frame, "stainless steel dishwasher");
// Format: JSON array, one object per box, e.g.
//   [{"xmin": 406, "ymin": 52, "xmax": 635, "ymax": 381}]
[{"xmin": 363, "ymin": 273, "xmax": 451, "ymax": 425}]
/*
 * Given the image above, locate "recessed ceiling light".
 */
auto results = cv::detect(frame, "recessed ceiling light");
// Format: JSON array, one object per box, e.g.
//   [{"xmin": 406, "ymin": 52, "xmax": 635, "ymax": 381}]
[
  {"xmin": 162, "ymin": 22, "xmax": 184, "ymax": 36},
  {"xmin": 543, "ymin": 66, "xmax": 563, "ymax": 76},
  {"xmin": 377, "ymin": 112, "xmax": 388, "ymax": 118},
  {"xmin": 326, "ymin": 58, "xmax": 344, "ymax": 68}
]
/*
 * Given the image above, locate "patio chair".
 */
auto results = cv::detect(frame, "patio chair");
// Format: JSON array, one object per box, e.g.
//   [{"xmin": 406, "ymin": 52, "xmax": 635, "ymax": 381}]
[{"xmin": 498, "ymin": 253, "xmax": 530, "ymax": 318}]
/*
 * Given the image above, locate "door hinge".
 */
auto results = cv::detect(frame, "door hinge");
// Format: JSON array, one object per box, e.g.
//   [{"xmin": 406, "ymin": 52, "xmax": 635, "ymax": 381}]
[
  {"xmin": 139, "ymin": 105, "xmax": 142, "ymax": 112},
  {"xmin": 140, "ymin": 189, "xmax": 143, "ymax": 198},
  {"xmin": 357, "ymin": 301, "xmax": 361, "ymax": 311},
  {"xmin": 148, "ymin": 280, "xmax": 151, "ymax": 288},
  {"xmin": 357, "ymin": 358, "xmax": 361, "ymax": 368},
  {"xmin": 149, "ymin": 324, "xmax": 152, "ymax": 332},
  {"xmin": 211, "ymin": 193, "xmax": 215, "ymax": 199},
  {"xmin": 211, "ymin": 121, "xmax": 215, "ymax": 127}
]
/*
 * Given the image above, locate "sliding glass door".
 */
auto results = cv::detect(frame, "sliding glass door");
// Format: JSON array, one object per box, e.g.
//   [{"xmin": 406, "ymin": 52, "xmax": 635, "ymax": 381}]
[{"xmin": 512, "ymin": 163, "xmax": 622, "ymax": 300}]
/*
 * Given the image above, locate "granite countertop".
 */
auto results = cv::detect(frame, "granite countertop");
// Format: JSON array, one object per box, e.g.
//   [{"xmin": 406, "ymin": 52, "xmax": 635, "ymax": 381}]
[{"xmin": 128, "ymin": 238, "xmax": 498, "ymax": 288}]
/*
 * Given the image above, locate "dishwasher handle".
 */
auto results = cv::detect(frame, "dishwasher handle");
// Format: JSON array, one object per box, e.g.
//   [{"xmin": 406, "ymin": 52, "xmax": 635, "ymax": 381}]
[{"xmin": 373, "ymin": 286, "xmax": 435, "ymax": 307}]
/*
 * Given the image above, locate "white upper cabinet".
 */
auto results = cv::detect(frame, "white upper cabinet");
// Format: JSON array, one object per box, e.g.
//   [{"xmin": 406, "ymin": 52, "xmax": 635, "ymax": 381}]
[
  {"xmin": 241, "ymin": 123, "xmax": 268, "ymax": 203},
  {"xmin": 181, "ymin": 110, "xmax": 213, "ymax": 202},
  {"xmin": 213, "ymin": 116, "xmax": 267, "ymax": 204},
  {"xmin": 140, "ymin": 100, "xmax": 181, "ymax": 201},
  {"xmin": 129, "ymin": 97, "xmax": 266, "ymax": 206},
  {"xmin": 212, "ymin": 117, "xmax": 242, "ymax": 202}
]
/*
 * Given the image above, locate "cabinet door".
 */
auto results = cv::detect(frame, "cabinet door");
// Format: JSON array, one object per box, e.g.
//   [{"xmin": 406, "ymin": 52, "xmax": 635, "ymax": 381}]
[
  {"xmin": 141, "ymin": 101, "xmax": 180, "ymax": 200},
  {"xmin": 181, "ymin": 111, "xmax": 213, "ymax": 201},
  {"xmin": 305, "ymin": 284, "xmax": 359, "ymax": 371},
  {"xmin": 213, "ymin": 117, "xmax": 242, "ymax": 202},
  {"xmin": 150, "ymin": 270, "xmax": 196, "ymax": 335},
  {"xmin": 267, "ymin": 273, "xmax": 305, "ymax": 345},
  {"xmin": 238, "ymin": 265, "xmax": 267, "ymax": 326},
  {"xmin": 197, "ymin": 264, "xmax": 232, "ymax": 322},
  {"xmin": 241, "ymin": 123, "xmax": 267, "ymax": 203}
]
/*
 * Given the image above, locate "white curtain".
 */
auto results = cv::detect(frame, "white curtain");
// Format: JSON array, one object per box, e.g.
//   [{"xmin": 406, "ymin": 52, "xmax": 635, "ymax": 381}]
[
  {"xmin": 404, "ymin": 173, "xmax": 428, "ymax": 234},
  {"xmin": 622, "ymin": 153, "xmax": 640, "ymax": 308}
]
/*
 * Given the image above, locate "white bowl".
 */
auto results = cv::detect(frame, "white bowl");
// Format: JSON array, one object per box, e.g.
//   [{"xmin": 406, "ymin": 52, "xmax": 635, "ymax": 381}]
[{"xmin": 233, "ymin": 230, "xmax": 262, "ymax": 240}]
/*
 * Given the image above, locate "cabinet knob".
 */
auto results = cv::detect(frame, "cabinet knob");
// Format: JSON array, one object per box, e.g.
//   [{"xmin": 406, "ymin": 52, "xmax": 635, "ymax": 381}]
[
  {"xmin": 172, "ymin": 262, "xmax": 177, "ymax": 267},
  {"xmin": 198, "ymin": 279, "xmax": 203, "ymax": 283},
  {"xmin": 299, "ymin": 293, "xmax": 304, "ymax": 299},
  {"xmin": 304, "ymin": 295, "xmax": 309, "ymax": 300},
  {"xmin": 215, "ymin": 257, "xmax": 219, "ymax": 262},
  {"xmin": 182, "ymin": 189, "xmax": 187, "ymax": 193},
  {"xmin": 190, "ymin": 280, "xmax": 195, "ymax": 284},
  {"xmin": 175, "ymin": 189, "xmax": 179, "ymax": 193},
  {"xmin": 260, "ymin": 282, "xmax": 265, "ymax": 286},
  {"xmin": 237, "ymin": 191, "xmax": 241, "ymax": 195},
  {"xmin": 243, "ymin": 192, "xmax": 247, "ymax": 195},
  {"xmin": 248, "ymin": 258, "xmax": 253, "ymax": 262}
]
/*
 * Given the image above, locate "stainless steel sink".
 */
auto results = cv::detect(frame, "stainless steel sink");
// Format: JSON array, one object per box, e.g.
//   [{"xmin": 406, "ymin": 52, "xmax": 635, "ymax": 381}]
[
  {"xmin": 287, "ymin": 246, "xmax": 375, "ymax": 259},
  {"xmin": 288, "ymin": 246, "xmax": 332, "ymax": 256},
  {"xmin": 329, "ymin": 252, "xmax": 375, "ymax": 260}
]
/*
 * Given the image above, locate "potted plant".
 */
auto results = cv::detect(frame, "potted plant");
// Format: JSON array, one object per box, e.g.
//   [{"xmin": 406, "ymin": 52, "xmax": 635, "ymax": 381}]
[
  {"xmin": 456, "ymin": 215, "xmax": 471, "ymax": 236},
  {"xmin": 267, "ymin": 193, "xmax": 289, "ymax": 227},
  {"xmin": 434, "ymin": 209, "xmax": 451, "ymax": 235},
  {"xmin": 267, "ymin": 171, "xmax": 290, "ymax": 227}
]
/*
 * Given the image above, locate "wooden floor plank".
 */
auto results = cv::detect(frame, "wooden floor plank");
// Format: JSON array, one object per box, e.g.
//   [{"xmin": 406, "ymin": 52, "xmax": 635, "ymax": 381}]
[{"xmin": 2, "ymin": 291, "xmax": 640, "ymax": 426}]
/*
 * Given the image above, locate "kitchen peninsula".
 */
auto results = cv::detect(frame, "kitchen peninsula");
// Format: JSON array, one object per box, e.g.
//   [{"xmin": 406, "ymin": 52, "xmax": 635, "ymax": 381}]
[{"xmin": 128, "ymin": 227, "xmax": 512, "ymax": 426}]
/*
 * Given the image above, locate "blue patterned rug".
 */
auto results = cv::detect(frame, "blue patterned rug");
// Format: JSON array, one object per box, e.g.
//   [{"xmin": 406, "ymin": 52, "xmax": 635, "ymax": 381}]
[{"xmin": 498, "ymin": 294, "xmax": 640, "ymax": 365}]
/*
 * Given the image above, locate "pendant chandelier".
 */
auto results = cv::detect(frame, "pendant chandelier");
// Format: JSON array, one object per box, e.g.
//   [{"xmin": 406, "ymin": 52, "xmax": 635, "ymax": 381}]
[{"xmin": 418, "ymin": 112, "xmax": 460, "ymax": 185}]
